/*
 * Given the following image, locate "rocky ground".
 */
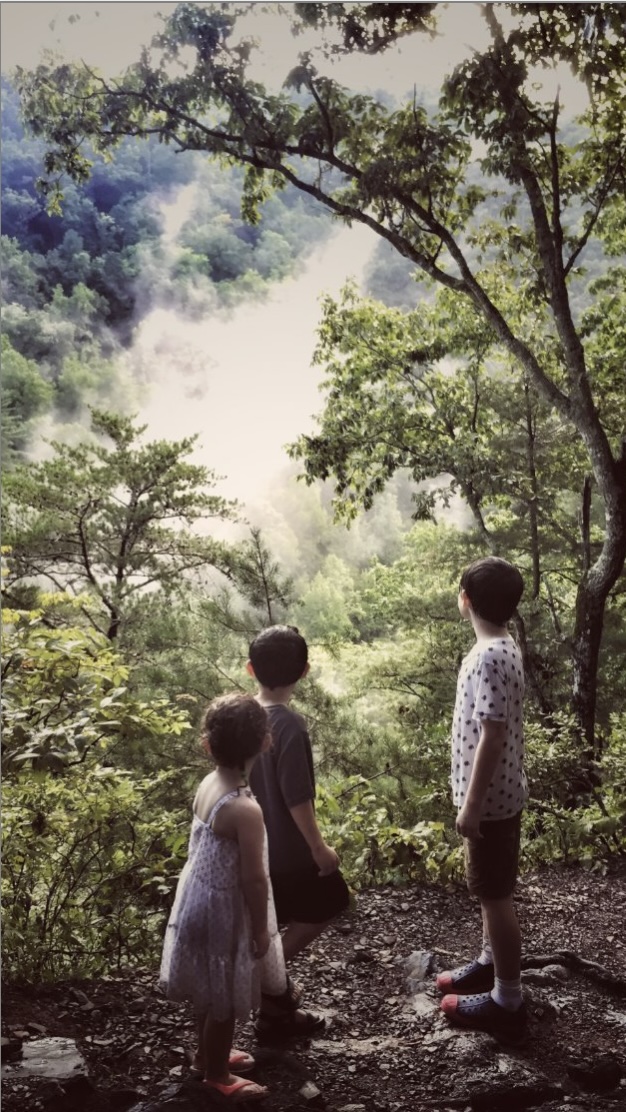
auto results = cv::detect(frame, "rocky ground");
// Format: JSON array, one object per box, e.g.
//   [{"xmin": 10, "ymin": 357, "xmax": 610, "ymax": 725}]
[{"xmin": 2, "ymin": 864, "xmax": 626, "ymax": 1112}]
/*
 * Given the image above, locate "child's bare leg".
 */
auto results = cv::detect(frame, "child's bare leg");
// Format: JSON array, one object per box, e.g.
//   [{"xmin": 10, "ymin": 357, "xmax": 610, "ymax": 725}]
[
  {"xmin": 203, "ymin": 1014, "xmax": 235, "ymax": 1083},
  {"xmin": 440, "ymin": 893, "xmax": 525, "ymax": 1032},
  {"xmin": 481, "ymin": 895, "xmax": 520, "ymax": 980},
  {"xmin": 479, "ymin": 906, "xmax": 493, "ymax": 964},
  {"xmin": 281, "ymin": 919, "xmax": 331, "ymax": 962},
  {"xmin": 191, "ymin": 1013, "xmax": 206, "ymax": 1073},
  {"xmin": 202, "ymin": 1014, "xmax": 268, "ymax": 1100},
  {"xmin": 194, "ymin": 1014, "xmax": 255, "ymax": 1075}
]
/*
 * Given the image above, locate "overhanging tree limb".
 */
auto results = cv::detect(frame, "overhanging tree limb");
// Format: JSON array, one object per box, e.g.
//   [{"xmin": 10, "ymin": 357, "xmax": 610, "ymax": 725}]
[{"xmin": 13, "ymin": 2, "xmax": 626, "ymax": 747}]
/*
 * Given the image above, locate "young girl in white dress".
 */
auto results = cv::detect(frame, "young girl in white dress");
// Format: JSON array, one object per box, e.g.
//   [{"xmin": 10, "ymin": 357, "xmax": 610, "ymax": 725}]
[{"xmin": 160, "ymin": 693, "xmax": 287, "ymax": 1103}]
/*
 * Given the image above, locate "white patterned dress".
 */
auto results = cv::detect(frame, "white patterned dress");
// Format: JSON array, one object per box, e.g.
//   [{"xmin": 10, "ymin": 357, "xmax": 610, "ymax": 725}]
[{"xmin": 159, "ymin": 788, "xmax": 287, "ymax": 1020}]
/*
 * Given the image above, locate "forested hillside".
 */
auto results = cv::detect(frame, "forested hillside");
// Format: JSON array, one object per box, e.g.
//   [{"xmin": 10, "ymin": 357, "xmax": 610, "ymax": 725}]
[
  {"xmin": 1, "ymin": 76, "xmax": 332, "ymax": 463},
  {"xmin": 2, "ymin": 2, "xmax": 626, "ymax": 996}
]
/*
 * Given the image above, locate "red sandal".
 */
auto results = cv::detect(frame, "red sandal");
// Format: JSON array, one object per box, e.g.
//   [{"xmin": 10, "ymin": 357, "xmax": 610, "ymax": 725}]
[
  {"xmin": 203, "ymin": 1076, "xmax": 268, "ymax": 1103},
  {"xmin": 190, "ymin": 1048, "xmax": 255, "ymax": 1078}
]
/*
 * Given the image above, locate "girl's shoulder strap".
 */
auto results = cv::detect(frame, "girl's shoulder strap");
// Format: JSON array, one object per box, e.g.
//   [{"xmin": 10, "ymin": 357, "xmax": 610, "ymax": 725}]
[{"xmin": 206, "ymin": 787, "xmax": 252, "ymax": 828}]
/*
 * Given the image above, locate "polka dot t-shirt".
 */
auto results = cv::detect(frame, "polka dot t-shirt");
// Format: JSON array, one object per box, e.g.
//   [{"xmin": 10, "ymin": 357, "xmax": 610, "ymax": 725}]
[{"xmin": 451, "ymin": 636, "xmax": 527, "ymax": 820}]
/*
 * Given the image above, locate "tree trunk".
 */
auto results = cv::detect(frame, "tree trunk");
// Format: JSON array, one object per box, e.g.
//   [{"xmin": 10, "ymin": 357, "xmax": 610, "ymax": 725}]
[
  {"xmin": 511, "ymin": 610, "xmax": 553, "ymax": 719},
  {"xmin": 572, "ymin": 582, "xmax": 605, "ymax": 757},
  {"xmin": 524, "ymin": 382, "xmax": 541, "ymax": 599},
  {"xmin": 106, "ymin": 609, "xmax": 121, "ymax": 641},
  {"xmin": 571, "ymin": 467, "xmax": 626, "ymax": 755}
]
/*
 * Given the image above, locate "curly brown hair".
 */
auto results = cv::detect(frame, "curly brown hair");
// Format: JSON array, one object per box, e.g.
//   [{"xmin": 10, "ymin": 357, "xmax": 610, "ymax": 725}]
[{"xmin": 201, "ymin": 693, "xmax": 269, "ymax": 768}]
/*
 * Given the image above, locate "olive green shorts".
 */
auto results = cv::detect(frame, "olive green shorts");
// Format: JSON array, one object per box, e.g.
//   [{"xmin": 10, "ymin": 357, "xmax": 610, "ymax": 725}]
[{"xmin": 464, "ymin": 811, "xmax": 522, "ymax": 899}]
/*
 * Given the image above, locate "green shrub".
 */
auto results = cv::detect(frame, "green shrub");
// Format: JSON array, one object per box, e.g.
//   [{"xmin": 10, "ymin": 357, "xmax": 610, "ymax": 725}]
[
  {"xmin": 523, "ymin": 712, "xmax": 626, "ymax": 869},
  {"xmin": 316, "ymin": 712, "xmax": 626, "ymax": 889},
  {"xmin": 317, "ymin": 777, "xmax": 462, "ymax": 888},
  {"xmin": 1, "ymin": 766, "xmax": 187, "ymax": 980}
]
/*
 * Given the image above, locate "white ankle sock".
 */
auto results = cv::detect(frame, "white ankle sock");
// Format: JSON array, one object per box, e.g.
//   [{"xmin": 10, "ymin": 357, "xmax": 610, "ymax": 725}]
[
  {"xmin": 491, "ymin": 976, "xmax": 523, "ymax": 1011},
  {"xmin": 477, "ymin": 940, "xmax": 493, "ymax": 966}
]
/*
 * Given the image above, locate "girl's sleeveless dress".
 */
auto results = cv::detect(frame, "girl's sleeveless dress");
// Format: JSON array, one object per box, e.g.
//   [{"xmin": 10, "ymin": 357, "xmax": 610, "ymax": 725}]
[{"xmin": 159, "ymin": 788, "xmax": 287, "ymax": 1020}]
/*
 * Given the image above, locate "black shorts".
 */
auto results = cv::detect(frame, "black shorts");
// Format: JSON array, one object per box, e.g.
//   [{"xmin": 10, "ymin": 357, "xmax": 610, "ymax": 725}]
[
  {"xmin": 464, "ymin": 811, "xmax": 522, "ymax": 900},
  {"xmin": 270, "ymin": 865, "xmax": 350, "ymax": 926}
]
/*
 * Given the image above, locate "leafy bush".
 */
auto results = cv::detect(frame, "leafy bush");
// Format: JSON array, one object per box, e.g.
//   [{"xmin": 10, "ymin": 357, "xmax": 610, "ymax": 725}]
[
  {"xmin": 314, "ymin": 710, "xmax": 626, "ymax": 891},
  {"xmin": 2, "ymin": 546, "xmax": 624, "ymax": 988},
  {"xmin": 1, "ymin": 766, "xmax": 187, "ymax": 980},
  {"xmin": 523, "ymin": 713, "xmax": 626, "ymax": 869},
  {"xmin": 317, "ymin": 777, "xmax": 462, "ymax": 888},
  {"xmin": 1, "ymin": 594, "xmax": 193, "ymax": 773}
]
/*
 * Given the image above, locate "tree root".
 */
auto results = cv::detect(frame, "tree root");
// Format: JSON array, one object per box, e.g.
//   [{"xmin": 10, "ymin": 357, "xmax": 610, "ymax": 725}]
[
  {"xmin": 420, "ymin": 1084, "xmax": 563, "ymax": 1110},
  {"xmin": 522, "ymin": 950, "xmax": 626, "ymax": 996}
]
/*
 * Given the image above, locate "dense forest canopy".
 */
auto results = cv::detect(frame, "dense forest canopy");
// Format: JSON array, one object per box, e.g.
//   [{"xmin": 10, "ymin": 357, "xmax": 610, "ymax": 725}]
[
  {"xmin": 2, "ymin": 3, "xmax": 625, "ymax": 981},
  {"xmin": 12, "ymin": 1, "xmax": 626, "ymax": 745},
  {"xmin": 0, "ymin": 74, "xmax": 334, "ymax": 460}
]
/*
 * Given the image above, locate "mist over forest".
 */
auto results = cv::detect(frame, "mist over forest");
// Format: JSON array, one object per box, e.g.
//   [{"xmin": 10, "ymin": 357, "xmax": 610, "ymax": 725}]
[{"xmin": 2, "ymin": 1, "xmax": 625, "ymax": 991}]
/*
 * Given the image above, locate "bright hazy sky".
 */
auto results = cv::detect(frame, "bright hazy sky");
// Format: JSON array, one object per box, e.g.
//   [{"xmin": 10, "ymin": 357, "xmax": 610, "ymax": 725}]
[
  {"xmin": 0, "ymin": 2, "xmax": 586, "ymax": 119},
  {"xmin": 0, "ymin": 2, "xmax": 587, "ymax": 509},
  {"xmin": 1, "ymin": 1, "xmax": 486, "ymax": 95},
  {"xmin": 1, "ymin": 1, "xmax": 489, "ymax": 510}
]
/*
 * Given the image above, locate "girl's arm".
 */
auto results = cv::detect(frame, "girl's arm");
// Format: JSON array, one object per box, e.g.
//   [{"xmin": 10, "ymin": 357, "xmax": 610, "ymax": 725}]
[{"xmin": 236, "ymin": 800, "xmax": 270, "ymax": 955}]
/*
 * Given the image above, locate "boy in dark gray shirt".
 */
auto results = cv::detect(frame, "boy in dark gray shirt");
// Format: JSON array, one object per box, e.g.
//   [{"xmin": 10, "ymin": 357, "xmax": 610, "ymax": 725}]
[{"xmin": 248, "ymin": 626, "xmax": 349, "ymax": 1039}]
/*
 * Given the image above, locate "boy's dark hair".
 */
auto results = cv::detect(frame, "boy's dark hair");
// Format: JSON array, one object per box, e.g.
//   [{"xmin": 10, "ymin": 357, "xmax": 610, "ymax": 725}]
[
  {"xmin": 202, "ymin": 694, "xmax": 268, "ymax": 768},
  {"xmin": 248, "ymin": 625, "xmax": 308, "ymax": 689},
  {"xmin": 460, "ymin": 557, "xmax": 524, "ymax": 626}
]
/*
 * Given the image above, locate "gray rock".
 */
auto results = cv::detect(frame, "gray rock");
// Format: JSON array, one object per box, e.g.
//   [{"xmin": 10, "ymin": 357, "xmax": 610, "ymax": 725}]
[
  {"xmin": 38, "ymin": 1075, "xmax": 97, "ymax": 1112},
  {"xmin": 419, "ymin": 1029, "xmax": 554, "ymax": 1108},
  {"xmin": 469, "ymin": 1081, "xmax": 562, "ymax": 1111},
  {"xmin": 423, "ymin": 1026, "xmax": 494, "ymax": 1060},
  {"xmin": 409, "ymin": 991, "xmax": 439, "ymax": 1018},
  {"xmin": 127, "ymin": 1080, "xmax": 256, "ymax": 1111},
  {"xmin": 1, "ymin": 1035, "xmax": 22, "ymax": 1063},
  {"xmin": 494, "ymin": 1056, "xmax": 546, "ymax": 1082},
  {"xmin": 464, "ymin": 1057, "xmax": 559, "ymax": 1111},
  {"xmin": 299, "ymin": 1079, "xmax": 323, "ymax": 1100},
  {"xmin": 1, "ymin": 1036, "xmax": 87, "ymax": 1081},
  {"xmin": 69, "ymin": 988, "xmax": 90, "ymax": 1005},
  {"xmin": 312, "ymin": 1035, "xmax": 405, "ymax": 1058},
  {"xmin": 351, "ymin": 945, "xmax": 375, "ymax": 964},
  {"xmin": 403, "ymin": 949, "xmax": 435, "ymax": 992},
  {"xmin": 521, "ymin": 964, "xmax": 569, "ymax": 986},
  {"xmin": 541, "ymin": 963, "xmax": 570, "ymax": 981},
  {"xmin": 567, "ymin": 1055, "xmax": 623, "ymax": 1093},
  {"xmin": 27, "ymin": 1021, "xmax": 48, "ymax": 1035}
]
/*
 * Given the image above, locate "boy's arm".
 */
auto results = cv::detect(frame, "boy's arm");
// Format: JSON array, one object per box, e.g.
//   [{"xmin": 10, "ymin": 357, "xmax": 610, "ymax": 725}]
[
  {"xmin": 456, "ymin": 717, "xmax": 507, "ymax": 840},
  {"xmin": 289, "ymin": 800, "xmax": 339, "ymax": 875},
  {"xmin": 273, "ymin": 717, "xmax": 339, "ymax": 874},
  {"xmin": 236, "ymin": 800, "xmax": 271, "ymax": 955}
]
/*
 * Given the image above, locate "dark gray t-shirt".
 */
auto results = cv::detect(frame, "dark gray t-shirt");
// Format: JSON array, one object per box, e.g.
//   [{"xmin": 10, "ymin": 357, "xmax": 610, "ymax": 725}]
[{"xmin": 249, "ymin": 704, "xmax": 316, "ymax": 875}]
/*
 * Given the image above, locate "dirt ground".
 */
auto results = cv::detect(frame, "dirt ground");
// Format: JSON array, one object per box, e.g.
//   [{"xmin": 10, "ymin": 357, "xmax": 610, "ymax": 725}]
[{"xmin": 2, "ymin": 863, "xmax": 626, "ymax": 1112}]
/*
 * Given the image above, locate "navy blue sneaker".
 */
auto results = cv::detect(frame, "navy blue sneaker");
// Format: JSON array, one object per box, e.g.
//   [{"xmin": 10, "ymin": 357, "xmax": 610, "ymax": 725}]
[
  {"xmin": 441, "ymin": 991, "xmax": 528, "ymax": 1044},
  {"xmin": 436, "ymin": 959, "xmax": 495, "ymax": 994}
]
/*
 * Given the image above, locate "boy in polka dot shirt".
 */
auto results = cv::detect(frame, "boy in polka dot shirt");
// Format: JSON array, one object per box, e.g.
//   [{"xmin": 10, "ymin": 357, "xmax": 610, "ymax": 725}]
[{"xmin": 437, "ymin": 556, "xmax": 528, "ymax": 1042}]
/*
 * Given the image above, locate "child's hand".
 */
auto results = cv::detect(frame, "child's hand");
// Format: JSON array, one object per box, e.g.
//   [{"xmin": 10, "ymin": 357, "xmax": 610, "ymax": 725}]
[
  {"xmin": 456, "ymin": 803, "xmax": 482, "ymax": 841},
  {"xmin": 253, "ymin": 929, "xmax": 271, "ymax": 958},
  {"xmin": 312, "ymin": 841, "xmax": 339, "ymax": 876}
]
